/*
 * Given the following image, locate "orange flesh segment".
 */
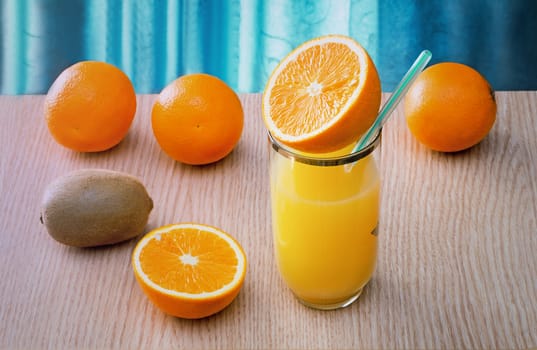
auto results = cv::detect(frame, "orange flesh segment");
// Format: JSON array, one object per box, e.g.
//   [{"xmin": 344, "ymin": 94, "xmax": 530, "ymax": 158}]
[
  {"xmin": 139, "ymin": 227, "xmax": 238, "ymax": 294},
  {"xmin": 269, "ymin": 42, "xmax": 361, "ymax": 136}
]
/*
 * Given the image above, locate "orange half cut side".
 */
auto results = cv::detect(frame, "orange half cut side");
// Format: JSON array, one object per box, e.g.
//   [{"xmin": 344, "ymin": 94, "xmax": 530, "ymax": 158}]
[
  {"xmin": 262, "ymin": 35, "xmax": 381, "ymax": 153},
  {"xmin": 132, "ymin": 223, "xmax": 247, "ymax": 319}
]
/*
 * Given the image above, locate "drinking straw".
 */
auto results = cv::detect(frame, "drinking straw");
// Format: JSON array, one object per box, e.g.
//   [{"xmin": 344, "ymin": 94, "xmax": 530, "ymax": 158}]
[{"xmin": 351, "ymin": 50, "xmax": 432, "ymax": 153}]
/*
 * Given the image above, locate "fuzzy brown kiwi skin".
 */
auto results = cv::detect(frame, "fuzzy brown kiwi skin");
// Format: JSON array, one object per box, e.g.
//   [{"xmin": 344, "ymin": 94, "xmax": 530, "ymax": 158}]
[{"xmin": 41, "ymin": 169, "xmax": 153, "ymax": 248}]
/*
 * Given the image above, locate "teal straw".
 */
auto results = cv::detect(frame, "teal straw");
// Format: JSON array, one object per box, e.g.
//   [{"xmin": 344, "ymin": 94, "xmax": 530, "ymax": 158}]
[{"xmin": 351, "ymin": 50, "xmax": 432, "ymax": 153}]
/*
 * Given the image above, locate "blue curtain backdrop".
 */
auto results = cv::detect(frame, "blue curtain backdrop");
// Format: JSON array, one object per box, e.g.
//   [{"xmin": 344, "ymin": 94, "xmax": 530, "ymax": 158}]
[{"xmin": 1, "ymin": 0, "xmax": 536, "ymax": 94}]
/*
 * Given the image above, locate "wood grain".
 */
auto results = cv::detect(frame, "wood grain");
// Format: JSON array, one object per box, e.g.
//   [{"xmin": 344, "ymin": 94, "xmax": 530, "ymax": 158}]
[{"xmin": 0, "ymin": 92, "xmax": 536, "ymax": 349}]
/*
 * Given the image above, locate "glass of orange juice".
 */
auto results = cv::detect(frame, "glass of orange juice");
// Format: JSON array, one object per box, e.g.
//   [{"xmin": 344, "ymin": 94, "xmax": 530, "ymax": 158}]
[{"xmin": 269, "ymin": 131, "xmax": 381, "ymax": 310}]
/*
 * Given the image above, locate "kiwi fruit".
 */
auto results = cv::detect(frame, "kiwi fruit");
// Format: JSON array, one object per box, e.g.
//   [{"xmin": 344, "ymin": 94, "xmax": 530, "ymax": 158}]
[{"xmin": 41, "ymin": 169, "xmax": 153, "ymax": 247}]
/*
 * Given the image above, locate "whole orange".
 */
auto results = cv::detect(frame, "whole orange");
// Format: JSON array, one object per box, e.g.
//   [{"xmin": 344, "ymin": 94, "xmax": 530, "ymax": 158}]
[
  {"xmin": 45, "ymin": 61, "xmax": 137, "ymax": 152},
  {"xmin": 404, "ymin": 62, "xmax": 496, "ymax": 152},
  {"xmin": 151, "ymin": 73, "xmax": 244, "ymax": 165}
]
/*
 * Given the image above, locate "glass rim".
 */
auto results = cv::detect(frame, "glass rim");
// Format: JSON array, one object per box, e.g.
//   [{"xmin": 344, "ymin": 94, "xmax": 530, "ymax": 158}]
[{"xmin": 268, "ymin": 130, "xmax": 381, "ymax": 166}]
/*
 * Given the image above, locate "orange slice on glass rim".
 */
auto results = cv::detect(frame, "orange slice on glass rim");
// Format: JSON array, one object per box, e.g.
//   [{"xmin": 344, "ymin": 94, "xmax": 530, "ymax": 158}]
[
  {"xmin": 262, "ymin": 35, "xmax": 381, "ymax": 153},
  {"xmin": 132, "ymin": 223, "xmax": 247, "ymax": 319}
]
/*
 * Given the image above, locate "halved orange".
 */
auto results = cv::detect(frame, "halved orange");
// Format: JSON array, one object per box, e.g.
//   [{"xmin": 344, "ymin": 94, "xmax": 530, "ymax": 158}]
[
  {"xmin": 262, "ymin": 35, "xmax": 381, "ymax": 153},
  {"xmin": 132, "ymin": 223, "xmax": 247, "ymax": 319}
]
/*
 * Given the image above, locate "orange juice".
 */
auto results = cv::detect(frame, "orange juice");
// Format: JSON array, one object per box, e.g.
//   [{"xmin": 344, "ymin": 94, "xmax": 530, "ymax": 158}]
[{"xmin": 269, "ymin": 139, "xmax": 380, "ymax": 309}]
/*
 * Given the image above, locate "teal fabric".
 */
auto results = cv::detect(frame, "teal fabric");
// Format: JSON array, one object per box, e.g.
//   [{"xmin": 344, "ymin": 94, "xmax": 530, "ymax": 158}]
[{"xmin": 1, "ymin": 0, "xmax": 536, "ymax": 94}]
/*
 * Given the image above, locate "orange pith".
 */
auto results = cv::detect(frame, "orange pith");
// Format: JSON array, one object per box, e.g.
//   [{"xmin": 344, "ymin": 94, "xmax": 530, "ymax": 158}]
[
  {"xmin": 270, "ymin": 43, "xmax": 361, "ymax": 135},
  {"xmin": 132, "ymin": 223, "xmax": 247, "ymax": 319},
  {"xmin": 262, "ymin": 35, "xmax": 381, "ymax": 153},
  {"xmin": 139, "ymin": 227, "xmax": 238, "ymax": 294}
]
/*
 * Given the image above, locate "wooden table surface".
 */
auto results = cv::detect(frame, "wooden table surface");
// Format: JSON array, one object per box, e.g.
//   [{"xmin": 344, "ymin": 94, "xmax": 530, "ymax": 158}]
[{"xmin": 1, "ymin": 92, "xmax": 536, "ymax": 349}]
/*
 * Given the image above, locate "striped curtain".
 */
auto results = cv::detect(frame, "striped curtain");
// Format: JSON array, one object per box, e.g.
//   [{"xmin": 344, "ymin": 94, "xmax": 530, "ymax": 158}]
[{"xmin": 1, "ymin": 0, "xmax": 535, "ymax": 94}]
